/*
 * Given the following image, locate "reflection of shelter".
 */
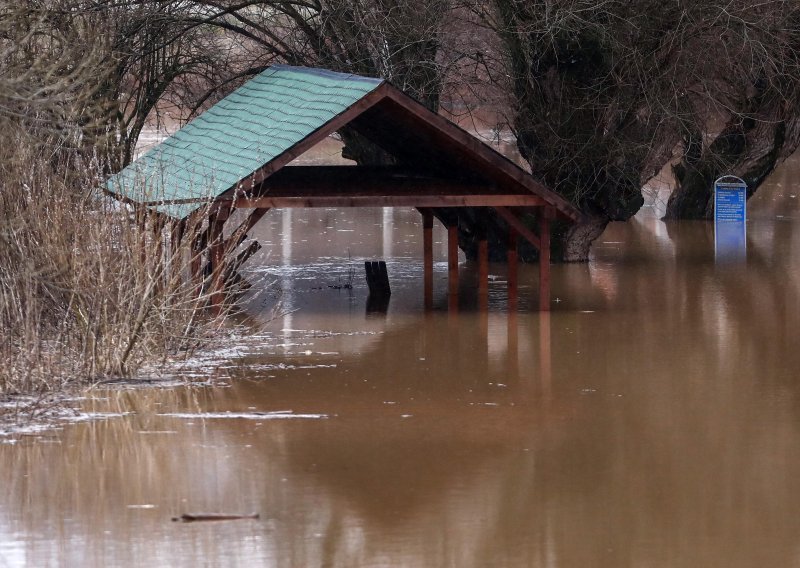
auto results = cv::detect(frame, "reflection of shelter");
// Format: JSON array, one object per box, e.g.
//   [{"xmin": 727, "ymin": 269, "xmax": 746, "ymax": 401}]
[{"xmin": 106, "ymin": 65, "xmax": 580, "ymax": 312}]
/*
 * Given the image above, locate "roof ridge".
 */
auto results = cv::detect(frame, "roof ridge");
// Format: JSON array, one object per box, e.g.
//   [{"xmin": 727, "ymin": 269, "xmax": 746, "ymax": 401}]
[{"xmin": 268, "ymin": 64, "xmax": 384, "ymax": 86}]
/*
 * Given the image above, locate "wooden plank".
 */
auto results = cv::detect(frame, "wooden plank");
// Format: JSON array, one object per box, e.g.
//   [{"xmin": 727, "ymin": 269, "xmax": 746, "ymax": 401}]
[
  {"xmin": 421, "ymin": 209, "xmax": 433, "ymax": 310},
  {"xmin": 539, "ymin": 206, "xmax": 553, "ymax": 312},
  {"xmin": 494, "ymin": 206, "xmax": 541, "ymax": 250},
  {"xmin": 225, "ymin": 194, "xmax": 544, "ymax": 209}
]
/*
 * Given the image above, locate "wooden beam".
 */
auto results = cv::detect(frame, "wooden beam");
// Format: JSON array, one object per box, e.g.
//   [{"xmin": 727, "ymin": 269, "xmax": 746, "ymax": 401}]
[
  {"xmin": 225, "ymin": 194, "xmax": 543, "ymax": 209},
  {"xmin": 381, "ymin": 89, "xmax": 582, "ymax": 222},
  {"xmin": 494, "ymin": 207, "xmax": 540, "ymax": 250},
  {"xmin": 222, "ymin": 207, "xmax": 270, "ymax": 252},
  {"xmin": 539, "ymin": 206, "xmax": 553, "ymax": 312},
  {"xmin": 223, "ymin": 241, "xmax": 262, "ymax": 286},
  {"xmin": 255, "ymin": 165, "xmax": 473, "ymax": 188}
]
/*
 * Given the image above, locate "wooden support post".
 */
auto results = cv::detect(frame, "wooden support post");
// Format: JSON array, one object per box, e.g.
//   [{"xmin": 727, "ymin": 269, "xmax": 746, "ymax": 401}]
[
  {"xmin": 539, "ymin": 206, "xmax": 553, "ymax": 312},
  {"xmin": 171, "ymin": 219, "xmax": 186, "ymax": 255},
  {"xmin": 447, "ymin": 222, "xmax": 459, "ymax": 303},
  {"xmin": 188, "ymin": 210, "xmax": 210, "ymax": 297},
  {"xmin": 540, "ymin": 311, "xmax": 552, "ymax": 397},
  {"xmin": 169, "ymin": 219, "xmax": 186, "ymax": 288},
  {"xmin": 507, "ymin": 227, "xmax": 518, "ymax": 309},
  {"xmin": 151, "ymin": 213, "xmax": 166, "ymax": 293},
  {"xmin": 224, "ymin": 241, "xmax": 262, "ymax": 285},
  {"xmin": 478, "ymin": 226, "xmax": 488, "ymax": 311},
  {"xmin": 208, "ymin": 207, "xmax": 230, "ymax": 315},
  {"xmin": 494, "ymin": 207, "xmax": 540, "ymax": 250},
  {"xmin": 135, "ymin": 206, "xmax": 149, "ymax": 268},
  {"xmin": 422, "ymin": 209, "xmax": 433, "ymax": 310},
  {"xmin": 507, "ymin": 307, "xmax": 519, "ymax": 383}
]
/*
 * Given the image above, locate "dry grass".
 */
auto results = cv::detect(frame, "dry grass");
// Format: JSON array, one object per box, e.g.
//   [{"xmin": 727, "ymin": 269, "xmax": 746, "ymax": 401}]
[{"xmin": 0, "ymin": 139, "xmax": 222, "ymax": 399}]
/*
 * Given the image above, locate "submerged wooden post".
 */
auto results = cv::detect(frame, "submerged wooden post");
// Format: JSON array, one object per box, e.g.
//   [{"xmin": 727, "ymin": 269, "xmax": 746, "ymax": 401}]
[
  {"xmin": 539, "ymin": 206, "xmax": 553, "ymax": 312},
  {"xmin": 507, "ymin": 227, "xmax": 518, "ymax": 309},
  {"xmin": 539, "ymin": 311, "xmax": 552, "ymax": 396},
  {"xmin": 422, "ymin": 209, "xmax": 433, "ymax": 310},
  {"xmin": 447, "ymin": 222, "xmax": 459, "ymax": 312},
  {"xmin": 448, "ymin": 222, "xmax": 458, "ymax": 297},
  {"xmin": 507, "ymin": 307, "xmax": 519, "ymax": 383},
  {"xmin": 478, "ymin": 219, "xmax": 488, "ymax": 308}
]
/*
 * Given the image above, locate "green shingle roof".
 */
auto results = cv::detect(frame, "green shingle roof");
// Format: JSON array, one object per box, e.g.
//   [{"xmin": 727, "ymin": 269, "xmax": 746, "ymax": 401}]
[{"xmin": 106, "ymin": 65, "xmax": 384, "ymax": 219}]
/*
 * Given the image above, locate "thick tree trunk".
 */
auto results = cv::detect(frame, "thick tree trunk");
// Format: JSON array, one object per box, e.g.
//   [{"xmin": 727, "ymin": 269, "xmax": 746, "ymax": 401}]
[
  {"xmin": 663, "ymin": 119, "xmax": 786, "ymax": 220},
  {"xmin": 665, "ymin": 85, "xmax": 800, "ymax": 220},
  {"xmin": 339, "ymin": 127, "xmax": 396, "ymax": 166},
  {"xmin": 555, "ymin": 216, "xmax": 610, "ymax": 262}
]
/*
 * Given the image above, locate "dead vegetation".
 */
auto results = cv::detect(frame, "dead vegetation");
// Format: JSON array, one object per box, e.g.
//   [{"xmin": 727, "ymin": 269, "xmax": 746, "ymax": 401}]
[
  {"xmin": 0, "ymin": 2, "xmax": 229, "ymax": 403},
  {"xmin": 0, "ymin": 139, "xmax": 225, "ymax": 398}
]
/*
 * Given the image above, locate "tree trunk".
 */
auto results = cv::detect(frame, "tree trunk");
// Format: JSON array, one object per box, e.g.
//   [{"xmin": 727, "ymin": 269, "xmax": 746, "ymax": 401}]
[
  {"xmin": 665, "ymin": 85, "xmax": 800, "ymax": 219},
  {"xmin": 555, "ymin": 216, "xmax": 610, "ymax": 263}
]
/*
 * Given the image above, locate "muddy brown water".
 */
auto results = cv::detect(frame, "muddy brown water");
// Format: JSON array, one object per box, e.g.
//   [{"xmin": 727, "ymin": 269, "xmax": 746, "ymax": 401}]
[{"xmin": 2, "ymin": 152, "xmax": 800, "ymax": 566}]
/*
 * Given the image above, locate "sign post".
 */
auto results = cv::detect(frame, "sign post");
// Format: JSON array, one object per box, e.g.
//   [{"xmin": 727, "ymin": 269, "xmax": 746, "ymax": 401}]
[{"xmin": 714, "ymin": 175, "xmax": 747, "ymax": 261}]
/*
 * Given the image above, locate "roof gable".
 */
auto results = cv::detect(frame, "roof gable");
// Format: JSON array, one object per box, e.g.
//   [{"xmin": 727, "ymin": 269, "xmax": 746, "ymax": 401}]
[{"xmin": 105, "ymin": 65, "xmax": 580, "ymax": 222}]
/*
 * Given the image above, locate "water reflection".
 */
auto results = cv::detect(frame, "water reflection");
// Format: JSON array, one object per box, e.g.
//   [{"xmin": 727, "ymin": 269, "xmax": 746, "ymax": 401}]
[{"xmin": 3, "ymin": 156, "xmax": 800, "ymax": 566}]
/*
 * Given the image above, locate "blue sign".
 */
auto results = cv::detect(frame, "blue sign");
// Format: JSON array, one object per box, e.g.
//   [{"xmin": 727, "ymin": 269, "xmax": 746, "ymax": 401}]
[{"xmin": 714, "ymin": 176, "xmax": 747, "ymax": 261}]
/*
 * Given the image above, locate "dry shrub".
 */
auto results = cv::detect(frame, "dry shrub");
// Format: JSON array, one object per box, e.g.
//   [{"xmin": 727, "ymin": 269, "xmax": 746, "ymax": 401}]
[{"xmin": 0, "ymin": 138, "xmax": 218, "ymax": 396}]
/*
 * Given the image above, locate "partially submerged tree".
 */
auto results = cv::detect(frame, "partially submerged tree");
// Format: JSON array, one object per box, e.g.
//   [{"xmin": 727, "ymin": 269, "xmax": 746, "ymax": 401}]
[
  {"xmin": 488, "ymin": 0, "xmax": 800, "ymax": 260},
  {"xmin": 663, "ymin": 2, "xmax": 800, "ymax": 219},
  {"xmin": 488, "ymin": 1, "xmax": 682, "ymax": 260}
]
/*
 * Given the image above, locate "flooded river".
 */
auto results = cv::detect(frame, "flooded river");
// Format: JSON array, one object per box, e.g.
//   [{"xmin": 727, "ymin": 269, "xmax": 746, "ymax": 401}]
[{"xmin": 2, "ymin": 153, "xmax": 800, "ymax": 566}]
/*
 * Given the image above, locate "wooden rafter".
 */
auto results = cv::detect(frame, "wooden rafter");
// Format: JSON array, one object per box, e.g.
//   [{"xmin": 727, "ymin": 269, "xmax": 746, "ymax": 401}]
[{"xmin": 494, "ymin": 206, "xmax": 541, "ymax": 250}]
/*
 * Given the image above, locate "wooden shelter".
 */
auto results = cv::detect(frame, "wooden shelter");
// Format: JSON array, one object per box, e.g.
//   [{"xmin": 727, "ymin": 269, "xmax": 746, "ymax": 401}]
[{"xmin": 106, "ymin": 65, "xmax": 581, "ymax": 312}]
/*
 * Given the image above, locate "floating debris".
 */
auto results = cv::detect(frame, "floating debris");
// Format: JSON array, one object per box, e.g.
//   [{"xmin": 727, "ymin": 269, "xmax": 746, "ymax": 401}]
[
  {"xmin": 172, "ymin": 513, "xmax": 260, "ymax": 522},
  {"xmin": 157, "ymin": 411, "xmax": 329, "ymax": 420}
]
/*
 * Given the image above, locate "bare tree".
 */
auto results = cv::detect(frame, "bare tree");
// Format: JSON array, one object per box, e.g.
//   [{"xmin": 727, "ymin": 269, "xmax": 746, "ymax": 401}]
[
  {"xmin": 663, "ymin": 2, "xmax": 800, "ymax": 219},
  {"xmin": 488, "ymin": 0, "xmax": 800, "ymax": 260},
  {"xmin": 0, "ymin": 1, "xmax": 112, "ymax": 154},
  {"xmin": 162, "ymin": 0, "xmax": 456, "ymax": 166}
]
